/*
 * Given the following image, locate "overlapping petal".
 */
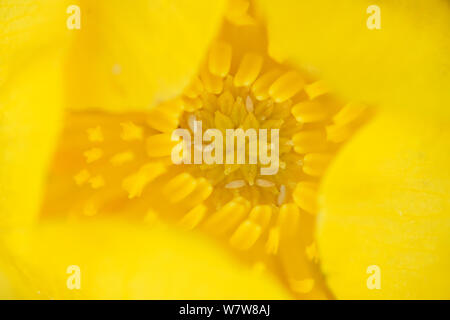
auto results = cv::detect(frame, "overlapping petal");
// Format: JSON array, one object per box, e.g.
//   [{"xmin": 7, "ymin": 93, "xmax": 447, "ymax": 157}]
[
  {"xmin": 0, "ymin": 221, "xmax": 291, "ymax": 299},
  {"xmin": 317, "ymin": 111, "xmax": 450, "ymax": 299},
  {"xmin": 66, "ymin": 0, "xmax": 227, "ymax": 112},
  {"xmin": 0, "ymin": 57, "xmax": 67, "ymax": 228},
  {"xmin": 0, "ymin": 0, "xmax": 71, "ymax": 88},
  {"xmin": 259, "ymin": 0, "xmax": 450, "ymax": 118},
  {"xmin": 0, "ymin": 1, "xmax": 72, "ymax": 228}
]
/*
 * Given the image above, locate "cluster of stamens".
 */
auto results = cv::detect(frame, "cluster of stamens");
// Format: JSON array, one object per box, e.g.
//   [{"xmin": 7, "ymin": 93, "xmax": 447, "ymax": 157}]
[
  {"xmin": 62, "ymin": 41, "xmax": 367, "ymax": 256},
  {"xmin": 43, "ymin": 22, "xmax": 368, "ymax": 295}
]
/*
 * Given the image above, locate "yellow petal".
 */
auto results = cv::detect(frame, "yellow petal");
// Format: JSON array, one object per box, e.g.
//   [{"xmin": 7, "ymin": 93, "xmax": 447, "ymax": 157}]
[
  {"xmin": 0, "ymin": 260, "xmax": 16, "ymax": 299},
  {"xmin": 0, "ymin": 55, "xmax": 66, "ymax": 228},
  {"xmin": 260, "ymin": 0, "xmax": 450, "ymax": 118},
  {"xmin": 66, "ymin": 0, "xmax": 227, "ymax": 112},
  {"xmin": 317, "ymin": 111, "xmax": 450, "ymax": 299},
  {"xmin": 0, "ymin": 0, "xmax": 71, "ymax": 88},
  {"xmin": 0, "ymin": 221, "xmax": 291, "ymax": 299},
  {"xmin": 0, "ymin": 1, "xmax": 72, "ymax": 228}
]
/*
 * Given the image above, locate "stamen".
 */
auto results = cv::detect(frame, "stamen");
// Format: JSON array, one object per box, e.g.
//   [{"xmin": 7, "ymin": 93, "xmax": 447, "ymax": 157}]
[
  {"xmin": 200, "ymin": 65, "xmax": 223, "ymax": 94},
  {"xmin": 204, "ymin": 197, "xmax": 250, "ymax": 235},
  {"xmin": 292, "ymin": 130, "xmax": 328, "ymax": 154},
  {"xmin": 86, "ymin": 126, "xmax": 103, "ymax": 142},
  {"xmin": 179, "ymin": 204, "xmax": 207, "ymax": 230},
  {"xmin": 326, "ymin": 102, "xmax": 368, "ymax": 143},
  {"xmin": 293, "ymin": 181, "xmax": 318, "ymax": 214},
  {"xmin": 255, "ymin": 179, "xmax": 275, "ymax": 188},
  {"xmin": 277, "ymin": 184, "xmax": 286, "ymax": 206},
  {"xmin": 163, "ymin": 173, "xmax": 198, "ymax": 203},
  {"xmin": 265, "ymin": 227, "xmax": 280, "ymax": 255},
  {"xmin": 183, "ymin": 76, "xmax": 204, "ymax": 99},
  {"xmin": 304, "ymin": 80, "xmax": 329, "ymax": 99},
  {"xmin": 230, "ymin": 220, "xmax": 262, "ymax": 250},
  {"xmin": 182, "ymin": 97, "xmax": 203, "ymax": 112},
  {"xmin": 89, "ymin": 175, "xmax": 105, "ymax": 189},
  {"xmin": 218, "ymin": 91, "xmax": 235, "ymax": 115},
  {"xmin": 182, "ymin": 178, "xmax": 213, "ymax": 207},
  {"xmin": 252, "ymin": 69, "xmax": 282, "ymax": 101},
  {"xmin": 291, "ymin": 101, "xmax": 330, "ymax": 123},
  {"xmin": 269, "ymin": 71, "xmax": 305, "ymax": 103},
  {"xmin": 245, "ymin": 95, "xmax": 254, "ymax": 113},
  {"xmin": 215, "ymin": 111, "xmax": 234, "ymax": 131},
  {"xmin": 147, "ymin": 99, "xmax": 183, "ymax": 132},
  {"xmin": 248, "ymin": 205, "xmax": 272, "ymax": 229},
  {"xmin": 208, "ymin": 41, "xmax": 232, "ymax": 77},
  {"xmin": 234, "ymin": 53, "xmax": 263, "ymax": 87},
  {"xmin": 74, "ymin": 169, "xmax": 90, "ymax": 186},
  {"xmin": 303, "ymin": 153, "xmax": 333, "ymax": 176},
  {"xmin": 122, "ymin": 162, "xmax": 166, "ymax": 198},
  {"xmin": 84, "ymin": 148, "xmax": 103, "ymax": 163},
  {"xmin": 120, "ymin": 122, "xmax": 143, "ymax": 141},
  {"xmin": 333, "ymin": 102, "xmax": 367, "ymax": 125},
  {"xmin": 278, "ymin": 203, "xmax": 300, "ymax": 238},
  {"xmin": 110, "ymin": 151, "xmax": 135, "ymax": 166},
  {"xmin": 326, "ymin": 123, "xmax": 353, "ymax": 143},
  {"xmin": 225, "ymin": 180, "xmax": 246, "ymax": 189},
  {"xmin": 187, "ymin": 114, "xmax": 197, "ymax": 132}
]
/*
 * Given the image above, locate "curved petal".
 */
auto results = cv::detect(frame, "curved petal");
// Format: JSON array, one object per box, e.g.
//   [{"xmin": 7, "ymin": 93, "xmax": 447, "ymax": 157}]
[
  {"xmin": 0, "ymin": 0, "xmax": 71, "ymax": 89},
  {"xmin": 0, "ymin": 1, "xmax": 72, "ymax": 228},
  {"xmin": 317, "ymin": 111, "xmax": 450, "ymax": 299},
  {"xmin": 0, "ymin": 56, "xmax": 66, "ymax": 228},
  {"xmin": 0, "ymin": 220, "xmax": 291, "ymax": 299},
  {"xmin": 66, "ymin": 0, "xmax": 227, "ymax": 112},
  {"xmin": 259, "ymin": 0, "xmax": 450, "ymax": 118}
]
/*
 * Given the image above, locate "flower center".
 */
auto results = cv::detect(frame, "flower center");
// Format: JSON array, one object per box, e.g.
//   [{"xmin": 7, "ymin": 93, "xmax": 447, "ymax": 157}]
[
  {"xmin": 41, "ymin": 5, "xmax": 369, "ymax": 296},
  {"xmin": 152, "ymin": 43, "xmax": 368, "ymax": 246}
]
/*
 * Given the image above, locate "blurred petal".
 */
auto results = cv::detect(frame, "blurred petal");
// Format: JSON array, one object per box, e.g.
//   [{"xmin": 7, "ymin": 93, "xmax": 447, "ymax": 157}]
[
  {"xmin": 0, "ymin": 57, "xmax": 68, "ymax": 228},
  {"xmin": 260, "ymin": 0, "xmax": 450, "ymax": 118},
  {"xmin": 66, "ymin": 0, "xmax": 227, "ymax": 112},
  {"xmin": 0, "ymin": 262, "xmax": 15, "ymax": 299},
  {"xmin": 0, "ymin": 1, "xmax": 72, "ymax": 228},
  {"xmin": 0, "ymin": 221, "xmax": 291, "ymax": 299},
  {"xmin": 0, "ymin": 0, "xmax": 71, "ymax": 88},
  {"xmin": 317, "ymin": 111, "xmax": 450, "ymax": 299}
]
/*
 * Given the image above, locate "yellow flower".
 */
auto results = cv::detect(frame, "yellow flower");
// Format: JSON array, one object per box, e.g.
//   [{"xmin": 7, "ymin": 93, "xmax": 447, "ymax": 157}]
[{"xmin": 1, "ymin": 0, "xmax": 449, "ymax": 299}]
